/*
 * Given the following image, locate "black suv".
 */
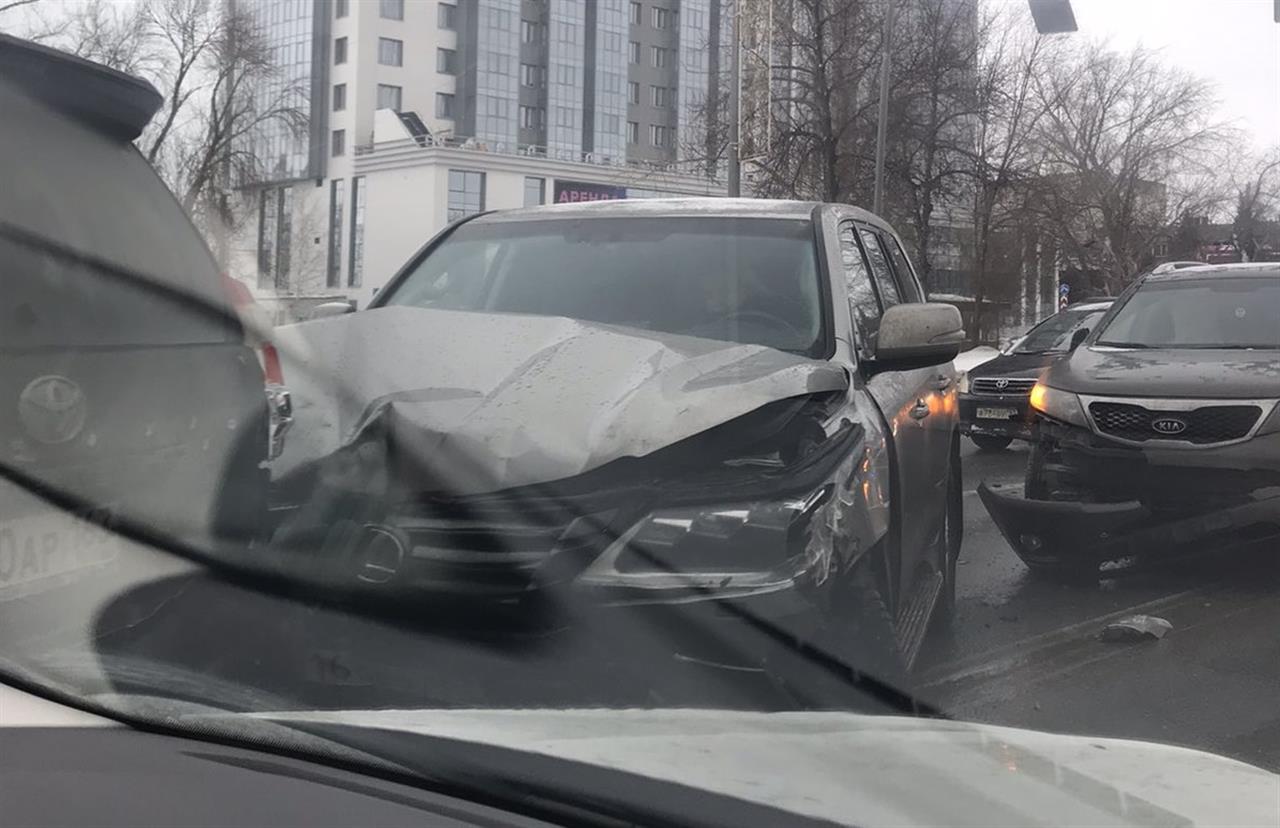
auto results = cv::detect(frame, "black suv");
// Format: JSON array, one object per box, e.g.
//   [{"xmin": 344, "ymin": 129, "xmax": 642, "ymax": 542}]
[
  {"xmin": 958, "ymin": 299, "xmax": 1113, "ymax": 450},
  {"xmin": 980, "ymin": 264, "xmax": 1280, "ymax": 579}
]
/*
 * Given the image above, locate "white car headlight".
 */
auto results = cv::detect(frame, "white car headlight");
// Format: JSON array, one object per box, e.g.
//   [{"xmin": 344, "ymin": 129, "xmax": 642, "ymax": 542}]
[
  {"xmin": 1029, "ymin": 382, "xmax": 1088, "ymax": 427},
  {"xmin": 957, "ymin": 372, "xmax": 971, "ymax": 394}
]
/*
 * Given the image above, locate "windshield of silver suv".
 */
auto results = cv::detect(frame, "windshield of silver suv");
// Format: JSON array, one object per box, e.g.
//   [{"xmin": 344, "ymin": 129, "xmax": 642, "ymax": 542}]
[
  {"xmin": 1096, "ymin": 276, "xmax": 1280, "ymax": 349},
  {"xmin": 381, "ymin": 217, "xmax": 827, "ymax": 355}
]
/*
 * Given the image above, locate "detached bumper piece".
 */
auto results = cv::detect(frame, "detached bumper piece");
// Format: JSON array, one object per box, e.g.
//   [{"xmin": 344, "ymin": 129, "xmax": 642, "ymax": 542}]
[{"xmin": 979, "ymin": 482, "xmax": 1280, "ymax": 573}]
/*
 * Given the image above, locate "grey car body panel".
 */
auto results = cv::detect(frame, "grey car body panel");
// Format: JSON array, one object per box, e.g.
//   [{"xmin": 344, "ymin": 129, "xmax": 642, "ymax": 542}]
[
  {"xmin": 1047, "ymin": 346, "xmax": 1280, "ymax": 399},
  {"xmin": 272, "ymin": 306, "xmax": 849, "ymax": 494}
]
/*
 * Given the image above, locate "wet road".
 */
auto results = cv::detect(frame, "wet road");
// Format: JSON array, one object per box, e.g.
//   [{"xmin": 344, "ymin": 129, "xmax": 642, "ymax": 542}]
[{"xmin": 919, "ymin": 439, "xmax": 1280, "ymax": 771}]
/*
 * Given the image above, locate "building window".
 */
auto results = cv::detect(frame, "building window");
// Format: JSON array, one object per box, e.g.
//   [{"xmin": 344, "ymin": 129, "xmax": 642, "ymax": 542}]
[
  {"xmin": 650, "ymin": 85, "xmax": 673, "ymax": 107},
  {"xmin": 378, "ymin": 37, "xmax": 404, "ymax": 66},
  {"xmin": 436, "ymin": 47, "xmax": 457, "ymax": 74},
  {"xmin": 524, "ymin": 177, "xmax": 545, "ymax": 207},
  {"xmin": 447, "ymin": 170, "xmax": 485, "ymax": 222},
  {"xmin": 334, "ymin": 37, "xmax": 347, "ymax": 65},
  {"xmin": 438, "ymin": 2, "xmax": 456, "ymax": 28},
  {"xmin": 327, "ymin": 179, "xmax": 344, "ymax": 288},
  {"xmin": 348, "ymin": 177, "xmax": 365, "ymax": 287},
  {"xmin": 521, "ymin": 20, "xmax": 545, "ymax": 44},
  {"xmin": 627, "ymin": 81, "xmax": 639, "ymax": 104},
  {"xmin": 519, "ymin": 105, "xmax": 544, "ymax": 129},
  {"xmin": 331, "ymin": 129, "xmax": 345, "ymax": 157},
  {"xmin": 651, "ymin": 46, "xmax": 668, "ymax": 68},
  {"xmin": 379, "ymin": 0, "xmax": 403, "ymax": 20},
  {"xmin": 436, "ymin": 92, "xmax": 455, "ymax": 119},
  {"xmin": 555, "ymin": 20, "xmax": 578, "ymax": 43},
  {"xmin": 257, "ymin": 186, "xmax": 293, "ymax": 290},
  {"xmin": 335, "ymin": 0, "xmax": 348, "ymax": 18},
  {"xmin": 626, "ymin": 121, "xmax": 639, "ymax": 143},
  {"xmin": 520, "ymin": 63, "xmax": 545, "ymax": 88},
  {"xmin": 332, "ymin": 83, "xmax": 346, "ymax": 111},
  {"xmin": 628, "ymin": 41, "xmax": 640, "ymax": 63},
  {"xmin": 553, "ymin": 106, "xmax": 575, "ymax": 128},
  {"xmin": 629, "ymin": 1, "xmax": 641, "ymax": 24},
  {"xmin": 600, "ymin": 113, "xmax": 620, "ymax": 134},
  {"xmin": 553, "ymin": 64, "xmax": 576, "ymax": 86},
  {"xmin": 652, "ymin": 6, "xmax": 670, "ymax": 28},
  {"xmin": 649, "ymin": 124, "xmax": 670, "ymax": 147},
  {"xmin": 376, "ymin": 83, "xmax": 402, "ymax": 111}
]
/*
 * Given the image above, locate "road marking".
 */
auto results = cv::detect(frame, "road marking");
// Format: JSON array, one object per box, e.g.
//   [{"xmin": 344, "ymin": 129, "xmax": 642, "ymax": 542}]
[{"xmin": 918, "ymin": 588, "xmax": 1199, "ymax": 688}]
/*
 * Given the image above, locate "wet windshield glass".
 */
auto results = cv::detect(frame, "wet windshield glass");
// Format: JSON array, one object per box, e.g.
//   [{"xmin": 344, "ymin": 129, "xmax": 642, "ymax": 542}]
[
  {"xmin": 1012, "ymin": 307, "xmax": 1106, "ymax": 353},
  {"xmin": 383, "ymin": 217, "xmax": 826, "ymax": 355},
  {"xmin": 1097, "ymin": 278, "xmax": 1280, "ymax": 349}
]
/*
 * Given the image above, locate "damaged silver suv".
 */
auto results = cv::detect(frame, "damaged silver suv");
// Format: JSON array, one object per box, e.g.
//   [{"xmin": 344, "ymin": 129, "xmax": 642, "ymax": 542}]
[
  {"xmin": 981, "ymin": 263, "xmax": 1280, "ymax": 581},
  {"xmin": 271, "ymin": 199, "xmax": 965, "ymax": 678}
]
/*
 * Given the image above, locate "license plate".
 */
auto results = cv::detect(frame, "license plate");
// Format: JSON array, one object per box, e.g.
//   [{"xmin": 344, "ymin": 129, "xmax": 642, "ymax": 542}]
[
  {"xmin": 0, "ymin": 506, "xmax": 119, "ymax": 601},
  {"xmin": 976, "ymin": 407, "xmax": 1017, "ymax": 420}
]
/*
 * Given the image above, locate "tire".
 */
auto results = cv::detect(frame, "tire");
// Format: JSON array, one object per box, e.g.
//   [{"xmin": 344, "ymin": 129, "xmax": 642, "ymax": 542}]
[
  {"xmin": 970, "ymin": 434, "xmax": 1013, "ymax": 452},
  {"xmin": 809, "ymin": 556, "xmax": 908, "ymax": 701}
]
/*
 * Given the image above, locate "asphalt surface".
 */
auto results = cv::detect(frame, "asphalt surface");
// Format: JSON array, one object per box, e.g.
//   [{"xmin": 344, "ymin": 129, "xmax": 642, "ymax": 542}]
[
  {"xmin": 918, "ymin": 439, "xmax": 1280, "ymax": 771},
  {"xmin": 3, "ymin": 439, "xmax": 1279, "ymax": 772}
]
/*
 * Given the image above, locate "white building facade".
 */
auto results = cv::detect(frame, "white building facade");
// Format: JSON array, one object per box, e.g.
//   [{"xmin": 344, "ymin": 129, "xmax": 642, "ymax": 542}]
[{"xmin": 232, "ymin": 0, "xmax": 731, "ymax": 312}]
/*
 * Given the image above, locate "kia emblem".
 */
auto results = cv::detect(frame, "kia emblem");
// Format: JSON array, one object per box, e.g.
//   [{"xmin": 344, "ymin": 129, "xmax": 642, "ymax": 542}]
[{"xmin": 1151, "ymin": 417, "xmax": 1188, "ymax": 436}]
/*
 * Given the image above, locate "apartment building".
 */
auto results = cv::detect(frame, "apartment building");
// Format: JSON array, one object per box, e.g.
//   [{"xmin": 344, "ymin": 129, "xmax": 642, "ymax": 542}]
[{"xmin": 234, "ymin": 0, "xmax": 733, "ymax": 310}]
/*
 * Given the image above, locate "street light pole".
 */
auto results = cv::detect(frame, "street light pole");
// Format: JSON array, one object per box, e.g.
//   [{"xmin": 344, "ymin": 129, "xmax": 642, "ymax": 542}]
[
  {"xmin": 727, "ymin": 0, "xmax": 742, "ymax": 197},
  {"xmin": 872, "ymin": 0, "xmax": 895, "ymax": 215}
]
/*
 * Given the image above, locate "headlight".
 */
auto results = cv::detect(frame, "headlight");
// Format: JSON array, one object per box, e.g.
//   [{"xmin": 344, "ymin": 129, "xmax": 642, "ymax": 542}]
[
  {"xmin": 957, "ymin": 372, "xmax": 970, "ymax": 394},
  {"xmin": 1029, "ymin": 382, "xmax": 1088, "ymax": 427},
  {"xmin": 577, "ymin": 482, "xmax": 837, "ymax": 592},
  {"xmin": 1257, "ymin": 402, "xmax": 1280, "ymax": 435}
]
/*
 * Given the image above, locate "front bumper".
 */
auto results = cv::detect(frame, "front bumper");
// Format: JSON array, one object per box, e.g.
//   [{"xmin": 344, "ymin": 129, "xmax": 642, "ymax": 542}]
[
  {"xmin": 958, "ymin": 392, "xmax": 1034, "ymax": 440},
  {"xmin": 981, "ymin": 419, "xmax": 1280, "ymax": 568}
]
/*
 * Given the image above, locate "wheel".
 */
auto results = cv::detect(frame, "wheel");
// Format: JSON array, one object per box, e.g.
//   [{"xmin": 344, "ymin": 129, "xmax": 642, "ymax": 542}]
[
  {"xmin": 970, "ymin": 434, "xmax": 1013, "ymax": 452},
  {"xmin": 807, "ymin": 555, "xmax": 908, "ymax": 699},
  {"xmin": 938, "ymin": 444, "xmax": 963, "ymax": 619}
]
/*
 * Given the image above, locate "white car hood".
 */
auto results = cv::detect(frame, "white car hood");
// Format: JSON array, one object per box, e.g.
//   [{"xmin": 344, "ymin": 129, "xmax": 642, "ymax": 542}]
[
  {"xmin": 264, "ymin": 707, "xmax": 1279, "ymax": 827},
  {"xmin": 271, "ymin": 306, "xmax": 847, "ymax": 494}
]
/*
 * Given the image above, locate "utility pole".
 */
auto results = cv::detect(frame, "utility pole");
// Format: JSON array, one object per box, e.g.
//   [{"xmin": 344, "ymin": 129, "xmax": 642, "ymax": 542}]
[
  {"xmin": 871, "ymin": 0, "xmax": 895, "ymax": 215},
  {"xmin": 727, "ymin": 0, "xmax": 741, "ymax": 197}
]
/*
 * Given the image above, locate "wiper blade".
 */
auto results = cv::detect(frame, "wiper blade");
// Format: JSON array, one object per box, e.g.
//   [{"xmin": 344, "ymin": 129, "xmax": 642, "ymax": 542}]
[{"xmin": 1094, "ymin": 340, "xmax": 1153, "ymax": 349}]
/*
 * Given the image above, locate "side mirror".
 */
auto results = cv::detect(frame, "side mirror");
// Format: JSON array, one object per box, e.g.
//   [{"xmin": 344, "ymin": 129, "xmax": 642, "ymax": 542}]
[
  {"xmin": 309, "ymin": 301, "xmax": 355, "ymax": 320},
  {"xmin": 1068, "ymin": 327, "xmax": 1090, "ymax": 351},
  {"xmin": 869, "ymin": 303, "xmax": 965, "ymax": 373}
]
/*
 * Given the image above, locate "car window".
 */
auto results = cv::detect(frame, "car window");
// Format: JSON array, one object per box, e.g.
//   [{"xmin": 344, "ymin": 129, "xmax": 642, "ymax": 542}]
[
  {"xmin": 1097, "ymin": 277, "xmax": 1280, "ymax": 349},
  {"xmin": 882, "ymin": 233, "xmax": 922, "ymax": 303},
  {"xmin": 837, "ymin": 221, "xmax": 882, "ymax": 352},
  {"xmin": 857, "ymin": 227, "xmax": 902, "ymax": 308},
  {"xmin": 1013, "ymin": 307, "xmax": 1109, "ymax": 354},
  {"xmin": 386, "ymin": 217, "xmax": 827, "ymax": 356}
]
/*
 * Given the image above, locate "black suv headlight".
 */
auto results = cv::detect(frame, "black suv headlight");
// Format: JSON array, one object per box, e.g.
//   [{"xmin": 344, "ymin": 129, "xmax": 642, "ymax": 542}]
[
  {"xmin": 576, "ymin": 453, "xmax": 856, "ymax": 595},
  {"xmin": 1029, "ymin": 382, "xmax": 1089, "ymax": 428}
]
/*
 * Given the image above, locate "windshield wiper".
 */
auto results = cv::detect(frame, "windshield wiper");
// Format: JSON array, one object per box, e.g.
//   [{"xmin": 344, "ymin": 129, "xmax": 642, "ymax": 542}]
[{"xmin": 1094, "ymin": 340, "xmax": 1154, "ymax": 349}]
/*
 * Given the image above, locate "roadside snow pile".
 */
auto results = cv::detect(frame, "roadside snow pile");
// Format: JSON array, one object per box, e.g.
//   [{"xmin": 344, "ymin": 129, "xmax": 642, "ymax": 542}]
[{"xmin": 954, "ymin": 346, "xmax": 1000, "ymax": 374}]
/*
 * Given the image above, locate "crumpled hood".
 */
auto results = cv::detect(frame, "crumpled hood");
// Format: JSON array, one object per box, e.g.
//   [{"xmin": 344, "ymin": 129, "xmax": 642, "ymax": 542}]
[
  {"xmin": 1049, "ymin": 346, "xmax": 1280, "ymax": 398},
  {"xmin": 272, "ymin": 307, "xmax": 847, "ymax": 493},
  {"xmin": 265, "ymin": 707, "xmax": 1280, "ymax": 827}
]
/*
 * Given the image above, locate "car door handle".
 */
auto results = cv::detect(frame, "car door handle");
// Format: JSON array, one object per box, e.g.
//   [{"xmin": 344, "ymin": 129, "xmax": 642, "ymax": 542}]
[
  {"xmin": 933, "ymin": 376, "xmax": 953, "ymax": 391},
  {"xmin": 910, "ymin": 399, "xmax": 931, "ymax": 420}
]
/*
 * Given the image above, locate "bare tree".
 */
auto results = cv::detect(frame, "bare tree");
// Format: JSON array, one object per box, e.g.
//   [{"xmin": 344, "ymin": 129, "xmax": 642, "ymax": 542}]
[
  {"xmin": 1232, "ymin": 147, "xmax": 1280, "ymax": 261},
  {"xmin": 1028, "ymin": 42, "xmax": 1230, "ymax": 291}
]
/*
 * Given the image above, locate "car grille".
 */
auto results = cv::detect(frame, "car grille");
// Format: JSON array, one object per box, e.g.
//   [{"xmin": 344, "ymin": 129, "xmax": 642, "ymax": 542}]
[
  {"xmin": 971, "ymin": 377, "xmax": 1037, "ymax": 396},
  {"xmin": 1088, "ymin": 402, "xmax": 1263, "ymax": 444}
]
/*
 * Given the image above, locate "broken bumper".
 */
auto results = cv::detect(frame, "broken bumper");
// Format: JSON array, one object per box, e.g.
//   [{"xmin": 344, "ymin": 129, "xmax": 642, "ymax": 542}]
[
  {"xmin": 958, "ymin": 393, "xmax": 1034, "ymax": 441},
  {"xmin": 980, "ymin": 421, "xmax": 1280, "ymax": 567}
]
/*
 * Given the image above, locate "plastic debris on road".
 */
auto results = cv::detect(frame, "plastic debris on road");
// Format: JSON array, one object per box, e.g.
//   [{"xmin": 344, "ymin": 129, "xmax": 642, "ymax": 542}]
[{"xmin": 1099, "ymin": 615, "xmax": 1173, "ymax": 642}]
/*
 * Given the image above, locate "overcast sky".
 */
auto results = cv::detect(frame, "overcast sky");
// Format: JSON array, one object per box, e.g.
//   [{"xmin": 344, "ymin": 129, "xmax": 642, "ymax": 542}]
[{"xmin": 1066, "ymin": 0, "xmax": 1279, "ymax": 151}]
